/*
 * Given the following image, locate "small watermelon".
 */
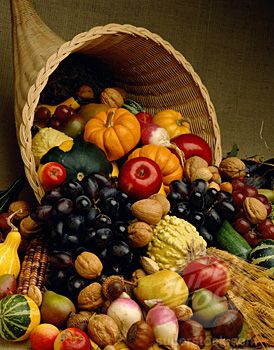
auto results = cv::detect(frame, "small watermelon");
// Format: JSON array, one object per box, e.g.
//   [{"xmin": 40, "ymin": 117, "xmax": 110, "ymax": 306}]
[
  {"xmin": 0, "ymin": 294, "xmax": 40, "ymax": 342},
  {"xmin": 249, "ymin": 239, "xmax": 274, "ymax": 271}
]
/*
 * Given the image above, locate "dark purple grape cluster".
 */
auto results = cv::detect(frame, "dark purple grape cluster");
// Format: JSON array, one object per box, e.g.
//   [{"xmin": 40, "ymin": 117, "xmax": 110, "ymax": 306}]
[
  {"xmin": 31, "ymin": 172, "xmax": 143, "ymax": 299},
  {"xmin": 167, "ymin": 179, "xmax": 237, "ymax": 246}
]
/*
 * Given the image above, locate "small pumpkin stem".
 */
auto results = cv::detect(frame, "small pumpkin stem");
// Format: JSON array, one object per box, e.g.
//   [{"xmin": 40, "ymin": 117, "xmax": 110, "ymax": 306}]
[
  {"xmin": 106, "ymin": 110, "xmax": 115, "ymax": 128},
  {"xmin": 77, "ymin": 172, "xmax": 85, "ymax": 181},
  {"xmin": 6, "ymin": 209, "xmax": 22, "ymax": 231}
]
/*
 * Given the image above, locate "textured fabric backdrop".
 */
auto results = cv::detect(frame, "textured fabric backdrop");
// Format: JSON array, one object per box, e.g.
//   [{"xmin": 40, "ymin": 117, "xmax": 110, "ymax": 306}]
[{"xmin": 0, "ymin": 1, "xmax": 274, "ymax": 349}]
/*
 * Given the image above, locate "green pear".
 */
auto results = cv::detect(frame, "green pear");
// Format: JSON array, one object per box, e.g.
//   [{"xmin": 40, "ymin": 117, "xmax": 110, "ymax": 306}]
[
  {"xmin": 192, "ymin": 288, "xmax": 228, "ymax": 327},
  {"xmin": 133, "ymin": 269, "xmax": 189, "ymax": 309},
  {"xmin": 41, "ymin": 290, "xmax": 76, "ymax": 328}
]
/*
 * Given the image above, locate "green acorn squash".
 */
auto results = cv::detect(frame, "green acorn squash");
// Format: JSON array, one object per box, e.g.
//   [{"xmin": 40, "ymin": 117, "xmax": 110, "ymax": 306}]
[
  {"xmin": 0, "ymin": 294, "xmax": 40, "ymax": 341},
  {"xmin": 40, "ymin": 138, "xmax": 112, "ymax": 181},
  {"xmin": 249, "ymin": 239, "xmax": 274, "ymax": 271}
]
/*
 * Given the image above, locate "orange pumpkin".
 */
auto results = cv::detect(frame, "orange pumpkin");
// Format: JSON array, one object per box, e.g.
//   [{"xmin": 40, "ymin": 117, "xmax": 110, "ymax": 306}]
[
  {"xmin": 84, "ymin": 108, "xmax": 141, "ymax": 161},
  {"xmin": 153, "ymin": 109, "xmax": 191, "ymax": 138},
  {"xmin": 128, "ymin": 144, "xmax": 183, "ymax": 191}
]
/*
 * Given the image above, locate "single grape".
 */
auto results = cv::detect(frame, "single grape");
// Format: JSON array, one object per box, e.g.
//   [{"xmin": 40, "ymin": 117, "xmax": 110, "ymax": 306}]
[
  {"xmin": 81, "ymin": 176, "xmax": 99, "ymax": 200},
  {"xmin": 216, "ymin": 190, "xmax": 233, "ymax": 203},
  {"xmin": 198, "ymin": 225, "xmax": 215, "ymax": 246},
  {"xmin": 101, "ymin": 197, "xmax": 120, "ymax": 218},
  {"xmin": 233, "ymin": 217, "xmax": 251, "ymax": 235},
  {"xmin": 95, "ymin": 213, "xmax": 112, "ymax": 228},
  {"xmin": 119, "ymin": 202, "xmax": 134, "ymax": 221},
  {"xmin": 91, "ymin": 172, "xmax": 113, "ymax": 188},
  {"xmin": 204, "ymin": 188, "xmax": 219, "ymax": 208},
  {"xmin": 255, "ymin": 194, "xmax": 269, "ymax": 205},
  {"xmin": 116, "ymin": 191, "xmax": 131, "ymax": 206},
  {"xmin": 32, "ymin": 204, "xmax": 53, "ymax": 221},
  {"xmin": 61, "ymin": 233, "xmax": 80, "ymax": 251},
  {"xmin": 243, "ymin": 230, "xmax": 262, "ymax": 248},
  {"xmin": 66, "ymin": 213, "xmax": 85, "ymax": 233},
  {"xmin": 264, "ymin": 202, "xmax": 272, "ymax": 216},
  {"xmin": 232, "ymin": 191, "xmax": 246, "ymax": 208},
  {"xmin": 99, "ymin": 187, "xmax": 118, "ymax": 201},
  {"xmin": 47, "ymin": 116, "xmax": 63, "ymax": 131},
  {"xmin": 190, "ymin": 179, "xmax": 207, "ymax": 195},
  {"xmin": 41, "ymin": 187, "xmax": 62, "ymax": 205},
  {"xmin": 204, "ymin": 208, "xmax": 222, "ymax": 233},
  {"xmin": 93, "ymin": 228, "xmax": 113, "ymax": 251},
  {"xmin": 108, "ymin": 240, "xmax": 131, "ymax": 259},
  {"xmin": 214, "ymin": 200, "xmax": 237, "ymax": 222},
  {"xmin": 231, "ymin": 178, "xmax": 245, "ymax": 192},
  {"xmin": 84, "ymin": 207, "xmax": 98, "ymax": 226},
  {"xmin": 55, "ymin": 197, "xmax": 74, "ymax": 216},
  {"xmin": 243, "ymin": 185, "xmax": 258, "ymax": 198},
  {"xmin": 172, "ymin": 202, "xmax": 190, "ymax": 219},
  {"xmin": 67, "ymin": 274, "xmax": 87, "ymax": 300},
  {"xmin": 166, "ymin": 191, "xmax": 182, "ymax": 209},
  {"xmin": 189, "ymin": 191, "xmax": 205, "ymax": 211},
  {"xmin": 34, "ymin": 106, "xmax": 51, "ymax": 123},
  {"xmin": 61, "ymin": 180, "xmax": 84, "ymax": 199},
  {"xmin": 75, "ymin": 195, "xmax": 92, "ymax": 213},
  {"xmin": 257, "ymin": 219, "xmax": 274, "ymax": 239},
  {"xmin": 54, "ymin": 104, "xmax": 74, "ymax": 121},
  {"xmin": 112, "ymin": 220, "xmax": 128, "ymax": 240},
  {"xmin": 187, "ymin": 211, "xmax": 205, "ymax": 228},
  {"xmin": 169, "ymin": 180, "xmax": 189, "ymax": 198}
]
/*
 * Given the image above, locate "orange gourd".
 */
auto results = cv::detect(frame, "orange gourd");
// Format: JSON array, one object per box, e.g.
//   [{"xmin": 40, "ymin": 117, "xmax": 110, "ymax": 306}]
[
  {"xmin": 128, "ymin": 144, "xmax": 183, "ymax": 190},
  {"xmin": 153, "ymin": 109, "xmax": 191, "ymax": 138},
  {"xmin": 84, "ymin": 108, "xmax": 141, "ymax": 161}
]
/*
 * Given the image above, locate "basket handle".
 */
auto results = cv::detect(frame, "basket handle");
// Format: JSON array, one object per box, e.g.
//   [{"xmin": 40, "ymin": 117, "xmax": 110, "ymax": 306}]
[{"xmin": 11, "ymin": 0, "xmax": 65, "ymax": 127}]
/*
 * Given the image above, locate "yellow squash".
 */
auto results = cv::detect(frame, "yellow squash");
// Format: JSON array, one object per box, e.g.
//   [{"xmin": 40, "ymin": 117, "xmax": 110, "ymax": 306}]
[{"xmin": 153, "ymin": 109, "xmax": 191, "ymax": 138}]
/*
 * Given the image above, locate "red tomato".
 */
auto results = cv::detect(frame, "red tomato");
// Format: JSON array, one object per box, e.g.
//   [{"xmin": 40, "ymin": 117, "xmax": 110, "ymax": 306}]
[
  {"xmin": 53, "ymin": 328, "xmax": 90, "ymax": 350},
  {"xmin": 38, "ymin": 162, "xmax": 67, "ymax": 190},
  {"xmin": 135, "ymin": 111, "xmax": 153, "ymax": 129},
  {"xmin": 182, "ymin": 256, "xmax": 230, "ymax": 297},
  {"xmin": 118, "ymin": 157, "xmax": 162, "ymax": 200},
  {"xmin": 171, "ymin": 133, "xmax": 213, "ymax": 165}
]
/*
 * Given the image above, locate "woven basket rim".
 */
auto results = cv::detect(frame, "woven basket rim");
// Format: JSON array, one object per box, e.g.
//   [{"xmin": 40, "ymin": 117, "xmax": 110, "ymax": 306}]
[{"xmin": 18, "ymin": 22, "xmax": 222, "ymax": 202}]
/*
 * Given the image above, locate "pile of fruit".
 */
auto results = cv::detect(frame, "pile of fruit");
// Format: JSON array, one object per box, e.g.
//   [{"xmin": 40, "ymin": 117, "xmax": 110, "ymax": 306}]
[{"xmin": 0, "ymin": 83, "xmax": 273, "ymax": 350}]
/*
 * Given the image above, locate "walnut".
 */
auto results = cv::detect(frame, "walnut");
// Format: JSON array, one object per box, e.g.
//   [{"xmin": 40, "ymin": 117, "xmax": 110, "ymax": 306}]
[
  {"xmin": 174, "ymin": 304, "xmax": 193, "ymax": 321},
  {"xmin": 243, "ymin": 197, "xmax": 267, "ymax": 224},
  {"xmin": 88, "ymin": 314, "xmax": 120, "ymax": 347},
  {"xmin": 131, "ymin": 199, "xmax": 163, "ymax": 225},
  {"xmin": 100, "ymin": 87, "xmax": 124, "ymax": 108},
  {"xmin": 8, "ymin": 200, "xmax": 30, "ymax": 220},
  {"xmin": 128, "ymin": 221, "xmax": 153, "ymax": 247},
  {"xmin": 77, "ymin": 282, "xmax": 105, "ymax": 310},
  {"xmin": 140, "ymin": 256, "xmax": 160, "ymax": 274},
  {"xmin": 218, "ymin": 157, "xmax": 246, "ymax": 179},
  {"xmin": 19, "ymin": 215, "xmax": 43, "ymax": 238},
  {"xmin": 149, "ymin": 193, "xmax": 170, "ymax": 215},
  {"xmin": 190, "ymin": 167, "xmax": 213, "ymax": 182},
  {"xmin": 75, "ymin": 252, "xmax": 103, "ymax": 279},
  {"xmin": 184, "ymin": 156, "xmax": 208, "ymax": 182}
]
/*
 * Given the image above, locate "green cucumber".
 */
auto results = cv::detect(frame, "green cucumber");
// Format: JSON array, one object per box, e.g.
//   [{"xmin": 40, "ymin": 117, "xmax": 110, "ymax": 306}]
[
  {"xmin": 123, "ymin": 99, "xmax": 144, "ymax": 115},
  {"xmin": 216, "ymin": 220, "xmax": 252, "ymax": 260}
]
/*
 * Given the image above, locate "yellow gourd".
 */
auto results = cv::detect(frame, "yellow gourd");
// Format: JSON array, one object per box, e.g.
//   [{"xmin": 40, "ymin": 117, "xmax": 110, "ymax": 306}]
[{"xmin": 0, "ymin": 211, "xmax": 21, "ymax": 278}]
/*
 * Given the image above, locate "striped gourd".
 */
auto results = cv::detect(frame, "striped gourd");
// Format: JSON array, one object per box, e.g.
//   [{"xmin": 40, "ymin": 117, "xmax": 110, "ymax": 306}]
[
  {"xmin": 0, "ymin": 294, "xmax": 40, "ymax": 341},
  {"xmin": 249, "ymin": 239, "xmax": 274, "ymax": 270}
]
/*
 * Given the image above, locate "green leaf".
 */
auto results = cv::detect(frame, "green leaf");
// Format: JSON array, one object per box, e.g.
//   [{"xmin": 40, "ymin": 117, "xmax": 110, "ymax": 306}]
[{"xmin": 227, "ymin": 144, "xmax": 239, "ymax": 157}]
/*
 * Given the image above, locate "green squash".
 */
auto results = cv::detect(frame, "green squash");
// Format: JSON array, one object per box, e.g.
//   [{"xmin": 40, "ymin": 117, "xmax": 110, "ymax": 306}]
[
  {"xmin": 40, "ymin": 138, "xmax": 112, "ymax": 181},
  {"xmin": 249, "ymin": 239, "xmax": 274, "ymax": 271}
]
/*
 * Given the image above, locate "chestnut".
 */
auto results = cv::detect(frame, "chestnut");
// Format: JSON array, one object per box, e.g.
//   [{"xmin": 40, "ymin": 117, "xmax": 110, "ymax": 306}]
[
  {"xmin": 179, "ymin": 319, "xmax": 206, "ymax": 348},
  {"xmin": 211, "ymin": 310, "xmax": 244, "ymax": 339},
  {"xmin": 127, "ymin": 320, "xmax": 155, "ymax": 350}
]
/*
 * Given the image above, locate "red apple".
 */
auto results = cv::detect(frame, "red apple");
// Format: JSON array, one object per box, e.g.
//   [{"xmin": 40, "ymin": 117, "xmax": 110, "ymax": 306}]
[
  {"xmin": 118, "ymin": 157, "xmax": 162, "ymax": 200},
  {"xmin": 54, "ymin": 328, "xmax": 91, "ymax": 350},
  {"xmin": 30, "ymin": 323, "xmax": 59, "ymax": 350},
  {"xmin": 171, "ymin": 133, "xmax": 213, "ymax": 165},
  {"xmin": 38, "ymin": 161, "xmax": 67, "ymax": 190},
  {"xmin": 182, "ymin": 256, "xmax": 230, "ymax": 297}
]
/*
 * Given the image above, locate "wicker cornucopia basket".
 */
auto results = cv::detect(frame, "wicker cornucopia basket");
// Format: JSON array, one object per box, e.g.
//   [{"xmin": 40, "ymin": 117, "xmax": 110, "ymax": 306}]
[{"xmin": 11, "ymin": 0, "xmax": 221, "ymax": 202}]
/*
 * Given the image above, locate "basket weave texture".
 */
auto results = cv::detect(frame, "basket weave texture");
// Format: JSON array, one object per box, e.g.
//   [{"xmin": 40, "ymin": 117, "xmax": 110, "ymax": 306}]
[{"xmin": 11, "ymin": 0, "xmax": 222, "ymax": 202}]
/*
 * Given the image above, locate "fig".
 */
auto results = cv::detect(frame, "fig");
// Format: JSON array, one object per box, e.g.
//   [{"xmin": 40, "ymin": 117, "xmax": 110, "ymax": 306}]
[
  {"xmin": 211, "ymin": 310, "xmax": 244, "ymax": 339},
  {"xmin": 0, "ymin": 274, "xmax": 17, "ymax": 300}
]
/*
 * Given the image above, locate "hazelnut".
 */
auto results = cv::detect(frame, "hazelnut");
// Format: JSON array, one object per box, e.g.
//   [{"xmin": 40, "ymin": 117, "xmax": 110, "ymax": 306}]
[
  {"xmin": 131, "ymin": 199, "xmax": 163, "ymax": 225},
  {"xmin": 88, "ymin": 314, "xmax": 120, "ymax": 347},
  {"xmin": 102, "ymin": 275, "xmax": 125, "ymax": 300},
  {"xmin": 128, "ymin": 221, "xmax": 153, "ymax": 248},
  {"xmin": 75, "ymin": 251, "xmax": 103, "ymax": 279},
  {"xmin": 243, "ymin": 197, "xmax": 267, "ymax": 224},
  {"xmin": 174, "ymin": 304, "xmax": 193, "ymax": 321},
  {"xmin": 140, "ymin": 256, "xmax": 160, "ymax": 274},
  {"xmin": 77, "ymin": 282, "xmax": 105, "ymax": 310},
  {"xmin": 127, "ymin": 320, "xmax": 155, "ymax": 350},
  {"xmin": 149, "ymin": 193, "xmax": 171, "ymax": 215}
]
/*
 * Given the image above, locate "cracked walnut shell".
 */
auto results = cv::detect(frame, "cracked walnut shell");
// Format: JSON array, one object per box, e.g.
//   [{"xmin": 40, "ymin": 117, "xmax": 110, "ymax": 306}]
[
  {"xmin": 243, "ymin": 197, "xmax": 267, "ymax": 224},
  {"xmin": 128, "ymin": 221, "xmax": 153, "ymax": 247}
]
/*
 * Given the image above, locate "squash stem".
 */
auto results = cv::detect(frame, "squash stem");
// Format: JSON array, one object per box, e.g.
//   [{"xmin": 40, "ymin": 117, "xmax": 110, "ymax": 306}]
[
  {"xmin": 106, "ymin": 110, "xmax": 115, "ymax": 128},
  {"xmin": 6, "ymin": 209, "xmax": 22, "ymax": 231}
]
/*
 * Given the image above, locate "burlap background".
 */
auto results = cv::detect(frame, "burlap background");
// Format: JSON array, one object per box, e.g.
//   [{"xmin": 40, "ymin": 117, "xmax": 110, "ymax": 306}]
[{"xmin": 0, "ymin": 1, "xmax": 274, "ymax": 349}]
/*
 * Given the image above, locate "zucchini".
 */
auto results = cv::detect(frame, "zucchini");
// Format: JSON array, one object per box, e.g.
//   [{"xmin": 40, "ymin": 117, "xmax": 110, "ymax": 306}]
[
  {"xmin": 123, "ymin": 99, "xmax": 144, "ymax": 115},
  {"xmin": 249, "ymin": 239, "xmax": 274, "ymax": 270},
  {"xmin": 216, "ymin": 220, "xmax": 252, "ymax": 260},
  {"xmin": 0, "ymin": 176, "xmax": 26, "ymax": 213}
]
